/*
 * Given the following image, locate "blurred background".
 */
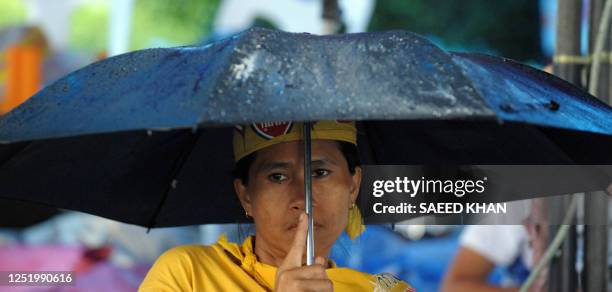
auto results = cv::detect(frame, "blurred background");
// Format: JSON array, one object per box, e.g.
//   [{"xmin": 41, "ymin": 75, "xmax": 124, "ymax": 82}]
[{"xmin": 0, "ymin": 0, "xmax": 600, "ymax": 291}]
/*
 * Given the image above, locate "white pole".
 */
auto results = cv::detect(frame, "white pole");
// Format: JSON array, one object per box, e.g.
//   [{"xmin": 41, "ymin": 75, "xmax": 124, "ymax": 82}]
[
  {"xmin": 108, "ymin": 0, "xmax": 134, "ymax": 56},
  {"xmin": 24, "ymin": 0, "xmax": 80, "ymax": 50}
]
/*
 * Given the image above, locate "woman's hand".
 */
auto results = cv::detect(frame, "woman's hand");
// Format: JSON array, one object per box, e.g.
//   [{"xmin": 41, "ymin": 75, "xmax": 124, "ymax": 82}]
[{"xmin": 275, "ymin": 213, "xmax": 333, "ymax": 292}]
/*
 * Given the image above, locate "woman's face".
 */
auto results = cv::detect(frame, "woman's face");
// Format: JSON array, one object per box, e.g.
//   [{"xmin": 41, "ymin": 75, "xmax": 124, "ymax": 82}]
[{"xmin": 234, "ymin": 140, "xmax": 361, "ymax": 261}]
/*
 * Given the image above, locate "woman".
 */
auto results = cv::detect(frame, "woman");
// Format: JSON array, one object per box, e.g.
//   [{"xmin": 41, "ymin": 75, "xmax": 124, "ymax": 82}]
[{"xmin": 139, "ymin": 121, "xmax": 414, "ymax": 291}]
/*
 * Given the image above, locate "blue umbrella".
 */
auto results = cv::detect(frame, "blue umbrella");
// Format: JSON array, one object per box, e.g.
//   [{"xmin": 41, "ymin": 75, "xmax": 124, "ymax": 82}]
[{"xmin": 0, "ymin": 28, "xmax": 611, "ymax": 229}]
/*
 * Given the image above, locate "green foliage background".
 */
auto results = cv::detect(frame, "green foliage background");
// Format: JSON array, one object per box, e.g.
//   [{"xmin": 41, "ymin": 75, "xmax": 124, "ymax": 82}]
[
  {"xmin": 69, "ymin": 0, "xmax": 220, "ymax": 53},
  {"xmin": 368, "ymin": 0, "xmax": 543, "ymax": 62},
  {"xmin": 0, "ymin": 0, "xmax": 26, "ymax": 28},
  {"xmin": 130, "ymin": 0, "xmax": 220, "ymax": 49},
  {"xmin": 70, "ymin": 1, "xmax": 109, "ymax": 53}
]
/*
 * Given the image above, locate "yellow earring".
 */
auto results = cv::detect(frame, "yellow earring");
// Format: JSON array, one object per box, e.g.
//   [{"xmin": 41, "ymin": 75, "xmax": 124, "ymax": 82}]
[{"xmin": 346, "ymin": 203, "xmax": 365, "ymax": 240}]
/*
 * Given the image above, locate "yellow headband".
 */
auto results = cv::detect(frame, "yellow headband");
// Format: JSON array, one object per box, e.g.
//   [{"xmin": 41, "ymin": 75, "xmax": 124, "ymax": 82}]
[{"xmin": 233, "ymin": 120, "xmax": 356, "ymax": 162}]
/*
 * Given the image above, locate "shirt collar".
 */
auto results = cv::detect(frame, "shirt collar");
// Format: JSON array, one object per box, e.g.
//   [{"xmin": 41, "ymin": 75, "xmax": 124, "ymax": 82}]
[{"xmin": 217, "ymin": 234, "xmax": 337, "ymax": 289}]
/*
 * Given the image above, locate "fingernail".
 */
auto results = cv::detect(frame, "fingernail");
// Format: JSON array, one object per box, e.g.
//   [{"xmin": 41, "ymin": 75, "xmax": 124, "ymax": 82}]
[{"xmin": 299, "ymin": 213, "xmax": 305, "ymax": 222}]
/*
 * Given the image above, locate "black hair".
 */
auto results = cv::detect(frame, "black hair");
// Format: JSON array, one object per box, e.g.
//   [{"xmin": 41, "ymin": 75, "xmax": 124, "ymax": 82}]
[{"xmin": 232, "ymin": 141, "xmax": 360, "ymax": 185}]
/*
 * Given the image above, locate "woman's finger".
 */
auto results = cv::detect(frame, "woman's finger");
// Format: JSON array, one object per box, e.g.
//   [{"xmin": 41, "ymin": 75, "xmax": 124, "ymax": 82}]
[
  {"xmin": 292, "ymin": 279, "xmax": 334, "ymax": 292},
  {"xmin": 279, "ymin": 212, "xmax": 308, "ymax": 269},
  {"xmin": 314, "ymin": 256, "xmax": 326, "ymax": 266},
  {"xmin": 279, "ymin": 264, "xmax": 328, "ymax": 280}
]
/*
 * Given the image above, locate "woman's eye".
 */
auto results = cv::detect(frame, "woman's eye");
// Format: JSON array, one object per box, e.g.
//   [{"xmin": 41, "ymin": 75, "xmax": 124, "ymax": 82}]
[
  {"xmin": 268, "ymin": 173, "xmax": 288, "ymax": 183},
  {"xmin": 312, "ymin": 169, "xmax": 330, "ymax": 178}
]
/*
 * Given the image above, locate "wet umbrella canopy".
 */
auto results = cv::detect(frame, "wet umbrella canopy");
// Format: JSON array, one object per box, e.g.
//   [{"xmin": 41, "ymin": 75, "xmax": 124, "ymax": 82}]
[{"xmin": 0, "ymin": 28, "xmax": 612, "ymax": 228}]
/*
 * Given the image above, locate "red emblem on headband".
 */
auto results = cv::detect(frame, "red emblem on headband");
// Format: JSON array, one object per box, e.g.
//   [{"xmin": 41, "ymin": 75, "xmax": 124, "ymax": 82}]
[{"xmin": 251, "ymin": 122, "xmax": 293, "ymax": 140}]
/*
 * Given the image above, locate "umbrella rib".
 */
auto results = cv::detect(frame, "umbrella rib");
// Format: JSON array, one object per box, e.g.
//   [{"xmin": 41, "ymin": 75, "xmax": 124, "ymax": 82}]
[
  {"xmin": 147, "ymin": 130, "xmax": 202, "ymax": 229},
  {"xmin": 0, "ymin": 141, "xmax": 32, "ymax": 166},
  {"xmin": 525, "ymin": 124, "xmax": 579, "ymax": 164}
]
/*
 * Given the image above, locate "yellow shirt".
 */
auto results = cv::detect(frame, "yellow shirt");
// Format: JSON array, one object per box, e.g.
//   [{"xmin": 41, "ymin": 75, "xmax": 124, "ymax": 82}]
[{"xmin": 139, "ymin": 235, "xmax": 415, "ymax": 292}]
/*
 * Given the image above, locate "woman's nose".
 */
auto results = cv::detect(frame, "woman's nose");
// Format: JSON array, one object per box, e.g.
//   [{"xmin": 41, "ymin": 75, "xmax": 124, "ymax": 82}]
[
  {"xmin": 290, "ymin": 174, "xmax": 326, "ymax": 210},
  {"xmin": 289, "ymin": 173, "xmax": 321, "ymax": 210},
  {"xmin": 288, "ymin": 176, "xmax": 306, "ymax": 210}
]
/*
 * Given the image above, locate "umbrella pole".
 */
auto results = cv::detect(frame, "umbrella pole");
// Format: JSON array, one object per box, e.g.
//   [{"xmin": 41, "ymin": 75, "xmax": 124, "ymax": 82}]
[
  {"xmin": 584, "ymin": 1, "xmax": 612, "ymax": 291},
  {"xmin": 304, "ymin": 0, "xmax": 339, "ymax": 266},
  {"xmin": 548, "ymin": 0, "xmax": 582, "ymax": 291},
  {"xmin": 303, "ymin": 122, "xmax": 315, "ymax": 266}
]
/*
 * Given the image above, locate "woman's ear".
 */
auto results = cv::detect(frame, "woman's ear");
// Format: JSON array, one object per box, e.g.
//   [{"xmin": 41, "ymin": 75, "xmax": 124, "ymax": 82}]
[
  {"xmin": 349, "ymin": 166, "xmax": 362, "ymax": 204},
  {"xmin": 234, "ymin": 179, "xmax": 252, "ymax": 215}
]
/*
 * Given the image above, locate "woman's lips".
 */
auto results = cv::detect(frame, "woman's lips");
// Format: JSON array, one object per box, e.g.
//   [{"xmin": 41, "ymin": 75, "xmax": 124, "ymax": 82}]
[{"xmin": 287, "ymin": 221, "xmax": 323, "ymax": 230}]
